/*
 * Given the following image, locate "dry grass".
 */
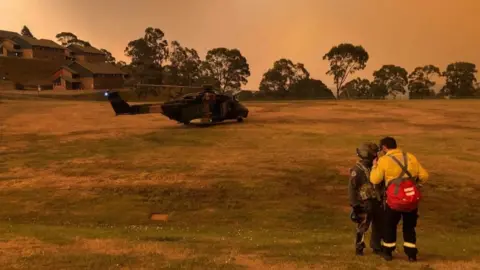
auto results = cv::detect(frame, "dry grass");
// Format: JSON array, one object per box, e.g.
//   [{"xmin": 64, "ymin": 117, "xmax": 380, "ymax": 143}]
[
  {"xmin": 1, "ymin": 98, "xmax": 480, "ymax": 269},
  {"xmin": 72, "ymin": 238, "xmax": 191, "ymax": 259}
]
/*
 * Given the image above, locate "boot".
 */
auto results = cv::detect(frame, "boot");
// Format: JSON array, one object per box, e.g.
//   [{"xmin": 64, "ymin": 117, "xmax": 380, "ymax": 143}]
[
  {"xmin": 355, "ymin": 242, "xmax": 365, "ymax": 256},
  {"xmin": 201, "ymin": 116, "xmax": 211, "ymax": 124},
  {"xmin": 381, "ymin": 250, "xmax": 393, "ymax": 261},
  {"xmin": 404, "ymin": 247, "xmax": 418, "ymax": 262}
]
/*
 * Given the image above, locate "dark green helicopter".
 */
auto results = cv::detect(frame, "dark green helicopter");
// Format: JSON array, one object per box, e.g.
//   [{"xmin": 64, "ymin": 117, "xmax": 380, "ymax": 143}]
[{"xmin": 105, "ymin": 85, "xmax": 249, "ymax": 125}]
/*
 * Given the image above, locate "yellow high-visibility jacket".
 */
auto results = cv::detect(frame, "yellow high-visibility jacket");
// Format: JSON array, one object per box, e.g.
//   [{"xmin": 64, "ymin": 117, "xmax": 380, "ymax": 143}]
[{"xmin": 370, "ymin": 148, "xmax": 429, "ymax": 186}]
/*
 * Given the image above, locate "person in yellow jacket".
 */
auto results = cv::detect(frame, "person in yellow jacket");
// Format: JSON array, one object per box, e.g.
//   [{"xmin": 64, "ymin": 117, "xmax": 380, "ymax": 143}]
[{"xmin": 370, "ymin": 136, "xmax": 429, "ymax": 262}]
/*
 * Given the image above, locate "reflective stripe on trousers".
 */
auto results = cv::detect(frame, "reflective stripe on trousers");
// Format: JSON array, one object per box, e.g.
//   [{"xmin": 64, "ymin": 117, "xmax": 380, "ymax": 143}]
[
  {"xmin": 382, "ymin": 240, "xmax": 416, "ymax": 248},
  {"xmin": 381, "ymin": 240, "xmax": 396, "ymax": 248},
  {"xmin": 404, "ymin": 242, "xmax": 416, "ymax": 248}
]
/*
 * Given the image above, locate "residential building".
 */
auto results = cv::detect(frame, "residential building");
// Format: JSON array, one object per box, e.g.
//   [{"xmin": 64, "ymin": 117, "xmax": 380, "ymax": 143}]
[
  {"xmin": 1, "ymin": 35, "xmax": 65, "ymax": 60},
  {"xmin": 0, "ymin": 30, "xmax": 21, "ymax": 57},
  {"xmin": 0, "ymin": 30, "xmax": 20, "ymax": 40},
  {"xmin": 66, "ymin": 44, "xmax": 106, "ymax": 63},
  {"xmin": 52, "ymin": 61, "xmax": 126, "ymax": 90},
  {"xmin": 1, "ymin": 39, "xmax": 23, "ymax": 57}
]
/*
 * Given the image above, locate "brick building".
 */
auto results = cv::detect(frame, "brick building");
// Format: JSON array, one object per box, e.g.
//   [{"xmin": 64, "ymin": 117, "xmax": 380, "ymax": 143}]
[
  {"xmin": 53, "ymin": 61, "xmax": 126, "ymax": 90},
  {"xmin": 1, "ymin": 35, "xmax": 65, "ymax": 61},
  {"xmin": 0, "ymin": 30, "xmax": 19, "ymax": 41},
  {"xmin": 0, "ymin": 30, "xmax": 21, "ymax": 57},
  {"xmin": 1, "ymin": 29, "xmax": 127, "ymax": 90},
  {"xmin": 66, "ymin": 44, "xmax": 106, "ymax": 62}
]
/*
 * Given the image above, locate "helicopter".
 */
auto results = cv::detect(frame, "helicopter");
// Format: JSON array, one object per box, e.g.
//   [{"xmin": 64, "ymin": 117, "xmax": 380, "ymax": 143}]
[{"xmin": 105, "ymin": 87, "xmax": 249, "ymax": 125}]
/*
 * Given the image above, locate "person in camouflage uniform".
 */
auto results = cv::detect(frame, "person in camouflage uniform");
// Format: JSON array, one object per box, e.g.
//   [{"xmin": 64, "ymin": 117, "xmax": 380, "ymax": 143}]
[
  {"xmin": 349, "ymin": 142, "xmax": 384, "ymax": 256},
  {"xmin": 201, "ymin": 85, "xmax": 216, "ymax": 123}
]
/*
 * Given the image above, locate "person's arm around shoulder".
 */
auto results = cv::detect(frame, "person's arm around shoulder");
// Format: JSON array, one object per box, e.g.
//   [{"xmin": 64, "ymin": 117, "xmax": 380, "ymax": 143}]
[
  {"xmin": 410, "ymin": 153, "xmax": 429, "ymax": 184},
  {"xmin": 370, "ymin": 157, "xmax": 385, "ymax": 185}
]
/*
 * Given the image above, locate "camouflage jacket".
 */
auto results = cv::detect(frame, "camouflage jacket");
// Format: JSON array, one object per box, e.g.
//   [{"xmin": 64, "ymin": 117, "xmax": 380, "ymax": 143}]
[{"xmin": 348, "ymin": 160, "xmax": 381, "ymax": 208}]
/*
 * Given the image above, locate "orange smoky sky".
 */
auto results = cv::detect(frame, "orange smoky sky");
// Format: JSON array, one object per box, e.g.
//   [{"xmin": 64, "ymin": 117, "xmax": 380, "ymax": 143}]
[{"xmin": 1, "ymin": 0, "xmax": 479, "ymax": 90}]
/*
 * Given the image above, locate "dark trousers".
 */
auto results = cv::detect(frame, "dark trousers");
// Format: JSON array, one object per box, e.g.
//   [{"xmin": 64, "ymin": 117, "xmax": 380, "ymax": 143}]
[
  {"xmin": 355, "ymin": 200, "xmax": 383, "ymax": 251},
  {"xmin": 382, "ymin": 204, "xmax": 418, "ymax": 257}
]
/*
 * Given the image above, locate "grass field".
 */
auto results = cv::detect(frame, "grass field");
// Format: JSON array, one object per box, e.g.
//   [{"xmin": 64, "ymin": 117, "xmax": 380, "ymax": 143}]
[{"xmin": 1, "ymin": 97, "xmax": 480, "ymax": 269}]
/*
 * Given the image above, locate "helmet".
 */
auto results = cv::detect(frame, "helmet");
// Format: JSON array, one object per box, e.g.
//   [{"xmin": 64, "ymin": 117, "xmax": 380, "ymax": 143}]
[{"xmin": 356, "ymin": 142, "xmax": 379, "ymax": 160}]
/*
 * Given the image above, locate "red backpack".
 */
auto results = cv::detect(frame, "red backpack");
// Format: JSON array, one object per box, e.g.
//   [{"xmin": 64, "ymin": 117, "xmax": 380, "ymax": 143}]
[{"xmin": 385, "ymin": 152, "xmax": 422, "ymax": 212}]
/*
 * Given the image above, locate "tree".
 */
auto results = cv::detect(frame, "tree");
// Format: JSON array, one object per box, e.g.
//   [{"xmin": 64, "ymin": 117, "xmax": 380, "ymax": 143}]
[
  {"xmin": 55, "ymin": 32, "xmax": 91, "ymax": 47},
  {"xmin": 124, "ymin": 27, "xmax": 169, "ymax": 84},
  {"xmin": 407, "ymin": 65, "xmax": 441, "ymax": 99},
  {"xmin": 370, "ymin": 82, "xmax": 388, "ymax": 99},
  {"xmin": 100, "ymin": 49, "xmax": 116, "ymax": 64},
  {"xmin": 56, "ymin": 32, "xmax": 78, "ymax": 46},
  {"xmin": 125, "ymin": 27, "xmax": 169, "ymax": 67},
  {"xmin": 289, "ymin": 78, "xmax": 335, "ymax": 99},
  {"xmin": 237, "ymin": 90, "xmax": 255, "ymax": 100},
  {"xmin": 162, "ymin": 41, "xmax": 202, "ymax": 86},
  {"xmin": 441, "ymin": 62, "xmax": 478, "ymax": 97},
  {"xmin": 258, "ymin": 58, "xmax": 309, "ymax": 97},
  {"xmin": 116, "ymin": 61, "xmax": 127, "ymax": 68},
  {"xmin": 71, "ymin": 39, "xmax": 91, "ymax": 47},
  {"xmin": 372, "ymin": 65, "xmax": 409, "ymax": 99},
  {"xmin": 339, "ymin": 78, "xmax": 372, "ymax": 99},
  {"xmin": 21, "ymin": 26, "xmax": 34, "ymax": 38},
  {"xmin": 201, "ymin": 48, "xmax": 250, "ymax": 92},
  {"xmin": 322, "ymin": 43, "xmax": 369, "ymax": 98}
]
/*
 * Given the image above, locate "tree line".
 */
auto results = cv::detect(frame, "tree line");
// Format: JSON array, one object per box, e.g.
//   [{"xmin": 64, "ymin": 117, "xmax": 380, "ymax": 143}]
[
  {"xmin": 22, "ymin": 25, "xmax": 480, "ymax": 99},
  {"xmin": 322, "ymin": 43, "xmax": 479, "ymax": 99}
]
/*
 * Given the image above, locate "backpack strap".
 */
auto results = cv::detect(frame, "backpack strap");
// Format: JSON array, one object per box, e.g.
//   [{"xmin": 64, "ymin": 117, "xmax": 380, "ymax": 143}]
[
  {"xmin": 355, "ymin": 162, "xmax": 370, "ymax": 179},
  {"xmin": 355, "ymin": 162, "xmax": 378, "ymax": 200},
  {"xmin": 386, "ymin": 152, "xmax": 413, "ymax": 195}
]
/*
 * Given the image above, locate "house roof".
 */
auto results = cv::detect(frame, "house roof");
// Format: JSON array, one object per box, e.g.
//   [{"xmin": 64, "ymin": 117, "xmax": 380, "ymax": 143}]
[
  {"xmin": 72, "ymin": 61, "xmax": 126, "ymax": 75},
  {"xmin": 67, "ymin": 44, "xmax": 104, "ymax": 55},
  {"xmin": 61, "ymin": 65, "xmax": 79, "ymax": 74},
  {"xmin": 51, "ymin": 64, "xmax": 78, "ymax": 79},
  {"xmin": 0, "ymin": 30, "xmax": 20, "ymax": 40},
  {"xmin": 11, "ymin": 35, "xmax": 64, "ymax": 49}
]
